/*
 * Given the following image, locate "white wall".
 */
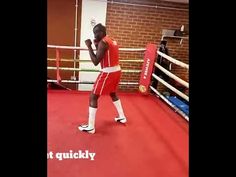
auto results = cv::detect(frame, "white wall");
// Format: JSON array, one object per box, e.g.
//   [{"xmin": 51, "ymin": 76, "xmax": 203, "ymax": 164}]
[{"xmin": 79, "ymin": 0, "xmax": 107, "ymax": 90}]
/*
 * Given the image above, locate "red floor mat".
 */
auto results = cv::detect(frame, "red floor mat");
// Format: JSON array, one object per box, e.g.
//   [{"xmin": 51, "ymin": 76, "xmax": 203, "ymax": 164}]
[{"xmin": 48, "ymin": 90, "xmax": 188, "ymax": 177}]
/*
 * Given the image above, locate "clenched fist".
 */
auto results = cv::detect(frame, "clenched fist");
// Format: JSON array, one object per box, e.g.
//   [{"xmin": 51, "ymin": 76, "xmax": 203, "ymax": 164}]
[{"xmin": 85, "ymin": 39, "xmax": 92, "ymax": 47}]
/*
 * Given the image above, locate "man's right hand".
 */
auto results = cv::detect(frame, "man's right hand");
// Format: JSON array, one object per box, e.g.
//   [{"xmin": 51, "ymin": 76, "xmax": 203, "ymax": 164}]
[{"xmin": 85, "ymin": 39, "xmax": 92, "ymax": 48}]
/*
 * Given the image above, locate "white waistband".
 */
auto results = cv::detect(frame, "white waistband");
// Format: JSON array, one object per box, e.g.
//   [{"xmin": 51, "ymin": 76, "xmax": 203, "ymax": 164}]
[{"xmin": 101, "ymin": 65, "xmax": 121, "ymax": 73}]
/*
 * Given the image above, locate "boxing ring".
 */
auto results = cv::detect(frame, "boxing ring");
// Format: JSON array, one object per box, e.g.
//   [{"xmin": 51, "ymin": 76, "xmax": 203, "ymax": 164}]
[{"xmin": 47, "ymin": 44, "xmax": 189, "ymax": 177}]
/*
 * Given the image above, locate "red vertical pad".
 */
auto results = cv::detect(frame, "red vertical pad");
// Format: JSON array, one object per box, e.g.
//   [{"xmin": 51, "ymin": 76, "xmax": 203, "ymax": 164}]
[{"xmin": 139, "ymin": 44, "xmax": 157, "ymax": 94}]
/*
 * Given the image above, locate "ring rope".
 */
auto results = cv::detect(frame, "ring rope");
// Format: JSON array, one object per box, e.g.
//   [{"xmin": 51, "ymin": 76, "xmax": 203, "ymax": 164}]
[
  {"xmin": 157, "ymin": 51, "xmax": 189, "ymax": 70},
  {"xmin": 47, "ymin": 58, "xmax": 144, "ymax": 63},
  {"xmin": 47, "ymin": 79, "xmax": 138, "ymax": 85},
  {"xmin": 150, "ymin": 86, "xmax": 189, "ymax": 121},
  {"xmin": 47, "ymin": 45, "xmax": 146, "ymax": 52},
  {"xmin": 154, "ymin": 63, "xmax": 189, "ymax": 88},
  {"xmin": 47, "ymin": 66, "xmax": 141, "ymax": 73},
  {"xmin": 152, "ymin": 73, "xmax": 189, "ymax": 102}
]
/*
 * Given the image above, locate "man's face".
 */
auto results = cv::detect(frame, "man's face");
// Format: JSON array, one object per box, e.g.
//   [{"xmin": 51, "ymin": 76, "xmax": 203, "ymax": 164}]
[
  {"xmin": 93, "ymin": 27, "xmax": 104, "ymax": 42},
  {"xmin": 160, "ymin": 44, "xmax": 165, "ymax": 50}
]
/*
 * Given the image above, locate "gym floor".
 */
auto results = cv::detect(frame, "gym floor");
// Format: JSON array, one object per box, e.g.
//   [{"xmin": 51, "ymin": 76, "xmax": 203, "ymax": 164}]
[{"xmin": 48, "ymin": 90, "xmax": 188, "ymax": 177}]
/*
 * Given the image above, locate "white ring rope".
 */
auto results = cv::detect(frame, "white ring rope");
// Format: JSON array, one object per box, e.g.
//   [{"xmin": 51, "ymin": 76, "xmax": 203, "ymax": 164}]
[
  {"xmin": 47, "ymin": 45, "xmax": 146, "ymax": 52},
  {"xmin": 154, "ymin": 63, "xmax": 189, "ymax": 88},
  {"xmin": 48, "ymin": 45, "xmax": 90, "ymax": 50},
  {"xmin": 47, "ymin": 46, "xmax": 188, "ymax": 70},
  {"xmin": 47, "ymin": 79, "xmax": 138, "ymax": 85},
  {"xmin": 48, "ymin": 80, "xmax": 95, "ymax": 84},
  {"xmin": 150, "ymin": 86, "xmax": 189, "ymax": 121},
  {"xmin": 157, "ymin": 51, "xmax": 189, "ymax": 70},
  {"xmin": 47, "ymin": 67, "xmax": 97, "ymax": 72},
  {"xmin": 47, "ymin": 58, "xmax": 144, "ymax": 63},
  {"xmin": 119, "ymin": 48, "xmax": 146, "ymax": 52},
  {"xmin": 152, "ymin": 73, "xmax": 189, "ymax": 102},
  {"xmin": 47, "ymin": 66, "xmax": 141, "ymax": 73}
]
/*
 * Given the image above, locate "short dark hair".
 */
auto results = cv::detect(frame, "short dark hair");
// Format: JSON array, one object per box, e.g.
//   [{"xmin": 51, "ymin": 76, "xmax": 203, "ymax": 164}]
[
  {"xmin": 160, "ymin": 40, "xmax": 167, "ymax": 46},
  {"xmin": 93, "ymin": 23, "xmax": 106, "ymax": 35}
]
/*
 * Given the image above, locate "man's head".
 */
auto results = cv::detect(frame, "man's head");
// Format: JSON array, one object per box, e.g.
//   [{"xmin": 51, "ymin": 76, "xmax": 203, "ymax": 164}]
[
  {"xmin": 93, "ymin": 23, "xmax": 106, "ymax": 42},
  {"xmin": 160, "ymin": 40, "xmax": 167, "ymax": 50},
  {"xmin": 160, "ymin": 40, "xmax": 167, "ymax": 46}
]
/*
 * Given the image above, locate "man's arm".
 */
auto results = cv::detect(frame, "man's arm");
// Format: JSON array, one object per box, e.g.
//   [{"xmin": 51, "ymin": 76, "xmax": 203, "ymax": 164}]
[{"xmin": 85, "ymin": 39, "xmax": 108, "ymax": 66}]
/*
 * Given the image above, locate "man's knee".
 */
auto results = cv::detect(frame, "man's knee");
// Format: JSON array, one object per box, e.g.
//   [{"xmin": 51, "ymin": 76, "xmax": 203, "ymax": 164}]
[
  {"xmin": 110, "ymin": 92, "xmax": 119, "ymax": 101},
  {"xmin": 89, "ymin": 93, "xmax": 99, "ymax": 108},
  {"xmin": 90, "ymin": 93, "xmax": 99, "ymax": 101}
]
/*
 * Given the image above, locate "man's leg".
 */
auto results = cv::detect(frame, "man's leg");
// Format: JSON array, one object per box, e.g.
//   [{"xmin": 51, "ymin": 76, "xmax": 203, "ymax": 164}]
[
  {"xmin": 110, "ymin": 92, "xmax": 127, "ymax": 123},
  {"xmin": 78, "ymin": 93, "xmax": 99, "ymax": 133}
]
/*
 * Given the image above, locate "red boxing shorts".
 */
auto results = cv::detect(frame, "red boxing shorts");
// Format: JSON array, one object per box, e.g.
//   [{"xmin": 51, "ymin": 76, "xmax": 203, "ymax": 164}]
[{"xmin": 92, "ymin": 70, "xmax": 121, "ymax": 95}]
